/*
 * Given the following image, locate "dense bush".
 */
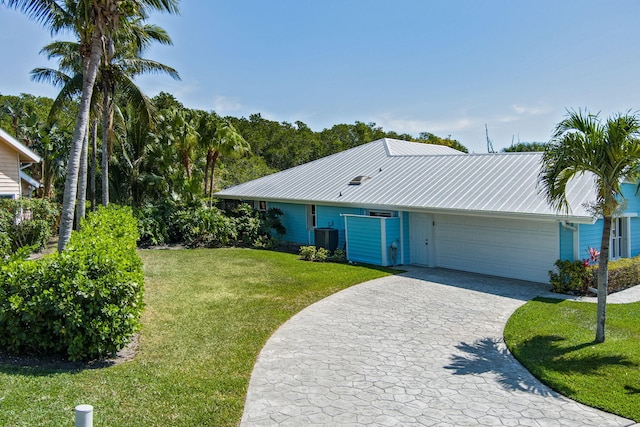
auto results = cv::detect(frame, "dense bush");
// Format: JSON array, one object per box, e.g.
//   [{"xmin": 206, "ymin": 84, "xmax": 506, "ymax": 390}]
[
  {"xmin": 134, "ymin": 200, "xmax": 286, "ymax": 249},
  {"xmin": 550, "ymin": 256, "xmax": 640, "ymax": 295},
  {"xmin": 0, "ymin": 205, "xmax": 144, "ymax": 361},
  {"xmin": 0, "ymin": 198, "xmax": 60, "ymax": 258},
  {"xmin": 172, "ymin": 205, "xmax": 236, "ymax": 248},
  {"xmin": 298, "ymin": 246, "xmax": 333, "ymax": 262},
  {"xmin": 588, "ymin": 255, "xmax": 640, "ymax": 293},
  {"xmin": 549, "ymin": 260, "xmax": 590, "ymax": 294}
]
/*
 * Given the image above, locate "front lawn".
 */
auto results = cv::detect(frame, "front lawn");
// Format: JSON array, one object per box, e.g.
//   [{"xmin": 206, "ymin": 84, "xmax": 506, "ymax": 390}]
[
  {"xmin": 0, "ymin": 248, "xmax": 393, "ymax": 426},
  {"xmin": 504, "ymin": 298, "xmax": 640, "ymax": 421}
]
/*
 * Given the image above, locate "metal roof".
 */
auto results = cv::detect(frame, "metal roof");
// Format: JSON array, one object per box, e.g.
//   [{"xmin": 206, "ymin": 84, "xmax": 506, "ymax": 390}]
[
  {"xmin": 0, "ymin": 127, "xmax": 41, "ymax": 163},
  {"xmin": 216, "ymin": 138, "xmax": 598, "ymax": 223}
]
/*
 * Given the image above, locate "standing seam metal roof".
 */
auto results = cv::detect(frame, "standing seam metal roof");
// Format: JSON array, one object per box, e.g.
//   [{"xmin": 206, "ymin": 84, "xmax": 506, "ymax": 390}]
[{"xmin": 215, "ymin": 138, "xmax": 598, "ymax": 222}]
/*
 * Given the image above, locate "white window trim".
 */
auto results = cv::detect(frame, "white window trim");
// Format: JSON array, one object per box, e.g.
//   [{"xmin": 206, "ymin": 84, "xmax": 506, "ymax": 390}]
[
  {"xmin": 610, "ymin": 216, "xmax": 631, "ymax": 260},
  {"xmin": 306, "ymin": 204, "xmax": 316, "ymax": 230}
]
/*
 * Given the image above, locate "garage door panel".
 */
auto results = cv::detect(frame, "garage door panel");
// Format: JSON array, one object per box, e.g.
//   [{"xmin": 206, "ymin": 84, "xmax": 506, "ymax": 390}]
[{"xmin": 434, "ymin": 215, "xmax": 558, "ymax": 283}]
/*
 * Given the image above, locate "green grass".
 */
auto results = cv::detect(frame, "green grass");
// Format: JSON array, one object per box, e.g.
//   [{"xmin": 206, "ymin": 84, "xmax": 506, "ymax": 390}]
[
  {"xmin": 0, "ymin": 248, "xmax": 393, "ymax": 426},
  {"xmin": 504, "ymin": 298, "xmax": 640, "ymax": 421}
]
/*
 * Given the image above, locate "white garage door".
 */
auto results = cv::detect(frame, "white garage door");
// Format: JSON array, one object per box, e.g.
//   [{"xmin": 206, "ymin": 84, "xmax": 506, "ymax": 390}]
[{"xmin": 434, "ymin": 214, "xmax": 558, "ymax": 283}]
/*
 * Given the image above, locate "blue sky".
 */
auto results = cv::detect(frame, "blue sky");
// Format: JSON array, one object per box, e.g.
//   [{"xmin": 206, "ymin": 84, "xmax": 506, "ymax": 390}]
[{"xmin": 1, "ymin": 0, "xmax": 640, "ymax": 153}]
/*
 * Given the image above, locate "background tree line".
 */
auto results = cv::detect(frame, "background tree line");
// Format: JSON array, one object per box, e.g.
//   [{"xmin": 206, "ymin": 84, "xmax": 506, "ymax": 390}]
[{"xmin": 1, "ymin": 91, "xmax": 468, "ymax": 208}]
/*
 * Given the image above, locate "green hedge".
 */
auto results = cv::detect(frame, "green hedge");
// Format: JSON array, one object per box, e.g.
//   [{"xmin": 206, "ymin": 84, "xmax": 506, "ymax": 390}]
[
  {"xmin": 0, "ymin": 198, "xmax": 60, "ymax": 258},
  {"xmin": 549, "ymin": 256, "xmax": 640, "ymax": 295},
  {"xmin": 0, "ymin": 205, "xmax": 144, "ymax": 361},
  {"xmin": 134, "ymin": 201, "xmax": 285, "ymax": 249}
]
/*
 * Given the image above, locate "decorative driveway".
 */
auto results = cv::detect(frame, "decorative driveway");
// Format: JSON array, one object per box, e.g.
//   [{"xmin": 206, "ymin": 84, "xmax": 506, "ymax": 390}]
[{"xmin": 240, "ymin": 267, "xmax": 635, "ymax": 426}]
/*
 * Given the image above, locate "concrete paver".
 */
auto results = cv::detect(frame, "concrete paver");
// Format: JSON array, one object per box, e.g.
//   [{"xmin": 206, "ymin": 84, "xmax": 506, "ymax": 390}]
[{"xmin": 241, "ymin": 267, "xmax": 637, "ymax": 426}]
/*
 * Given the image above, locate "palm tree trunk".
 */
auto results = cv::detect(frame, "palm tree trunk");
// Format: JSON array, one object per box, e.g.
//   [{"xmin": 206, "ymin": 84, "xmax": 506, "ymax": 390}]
[
  {"xmin": 58, "ymin": 31, "xmax": 103, "ymax": 253},
  {"xmin": 204, "ymin": 150, "xmax": 212, "ymax": 195},
  {"xmin": 75, "ymin": 129, "xmax": 89, "ymax": 229},
  {"xmin": 596, "ymin": 215, "xmax": 612, "ymax": 343},
  {"xmin": 208, "ymin": 151, "xmax": 219, "ymax": 203},
  {"xmin": 101, "ymin": 91, "xmax": 111, "ymax": 206},
  {"xmin": 90, "ymin": 119, "xmax": 98, "ymax": 211}
]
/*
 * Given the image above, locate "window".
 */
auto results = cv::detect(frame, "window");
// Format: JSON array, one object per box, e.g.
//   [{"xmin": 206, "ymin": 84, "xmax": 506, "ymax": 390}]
[
  {"xmin": 368, "ymin": 210, "xmax": 394, "ymax": 218},
  {"xmin": 610, "ymin": 217, "xmax": 628, "ymax": 259},
  {"xmin": 306, "ymin": 204, "xmax": 316, "ymax": 229},
  {"xmin": 258, "ymin": 201, "xmax": 267, "ymax": 211}
]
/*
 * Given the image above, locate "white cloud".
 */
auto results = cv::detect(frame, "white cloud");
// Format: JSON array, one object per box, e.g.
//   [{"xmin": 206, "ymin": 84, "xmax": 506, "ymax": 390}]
[
  {"xmin": 375, "ymin": 113, "xmax": 476, "ymax": 136},
  {"xmin": 511, "ymin": 103, "xmax": 553, "ymax": 117},
  {"xmin": 213, "ymin": 95, "xmax": 244, "ymax": 114}
]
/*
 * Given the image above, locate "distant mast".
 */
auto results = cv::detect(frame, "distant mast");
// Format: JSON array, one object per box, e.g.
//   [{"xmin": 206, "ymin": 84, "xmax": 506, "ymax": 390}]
[{"xmin": 485, "ymin": 124, "xmax": 496, "ymax": 153}]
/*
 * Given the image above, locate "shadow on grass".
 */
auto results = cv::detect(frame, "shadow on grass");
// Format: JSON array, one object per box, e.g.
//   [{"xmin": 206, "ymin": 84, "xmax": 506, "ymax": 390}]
[
  {"xmin": 507, "ymin": 335, "xmax": 636, "ymax": 396},
  {"xmin": 625, "ymin": 385, "xmax": 640, "ymax": 394},
  {"xmin": 0, "ymin": 334, "xmax": 138, "ymax": 376},
  {"xmin": 444, "ymin": 337, "xmax": 558, "ymax": 396}
]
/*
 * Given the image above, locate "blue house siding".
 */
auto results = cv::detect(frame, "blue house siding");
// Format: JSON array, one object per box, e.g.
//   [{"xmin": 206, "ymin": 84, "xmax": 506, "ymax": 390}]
[
  {"xmin": 632, "ymin": 217, "xmax": 640, "ymax": 256},
  {"xmin": 579, "ymin": 220, "xmax": 603, "ymax": 261},
  {"xmin": 384, "ymin": 218, "xmax": 401, "ymax": 266},
  {"xmin": 316, "ymin": 205, "xmax": 361, "ymax": 250},
  {"xmin": 402, "ymin": 212, "xmax": 410, "ymax": 265},
  {"xmin": 559, "ymin": 224, "xmax": 574, "ymax": 260},
  {"xmin": 269, "ymin": 202, "xmax": 311, "ymax": 245},
  {"xmin": 345, "ymin": 215, "xmax": 383, "ymax": 265}
]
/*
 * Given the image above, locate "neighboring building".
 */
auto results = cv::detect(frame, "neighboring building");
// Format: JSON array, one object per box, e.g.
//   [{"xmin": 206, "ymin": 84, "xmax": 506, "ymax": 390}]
[
  {"xmin": 216, "ymin": 138, "xmax": 637, "ymax": 283},
  {"xmin": 0, "ymin": 127, "xmax": 42, "ymax": 199}
]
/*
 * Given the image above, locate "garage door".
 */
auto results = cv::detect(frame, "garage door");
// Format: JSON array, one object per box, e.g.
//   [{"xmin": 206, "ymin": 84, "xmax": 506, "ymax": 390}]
[{"xmin": 434, "ymin": 214, "xmax": 558, "ymax": 283}]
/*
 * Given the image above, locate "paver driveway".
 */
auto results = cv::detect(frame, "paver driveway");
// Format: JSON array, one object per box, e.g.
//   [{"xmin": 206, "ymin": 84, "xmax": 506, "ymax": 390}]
[{"xmin": 241, "ymin": 267, "xmax": 635, "ymax": 426}]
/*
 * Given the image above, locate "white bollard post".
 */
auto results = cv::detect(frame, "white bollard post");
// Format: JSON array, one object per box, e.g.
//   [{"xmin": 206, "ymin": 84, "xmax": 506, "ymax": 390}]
[{"xmin": 75, "ymin": 404, "xmax": 93, "ymax": 427}]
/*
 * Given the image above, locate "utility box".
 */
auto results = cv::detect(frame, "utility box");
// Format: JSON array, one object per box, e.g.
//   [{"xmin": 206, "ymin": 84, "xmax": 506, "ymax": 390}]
[{"xmin": 315, "ymin": 228, "xmax": 338, "ymax": 252}]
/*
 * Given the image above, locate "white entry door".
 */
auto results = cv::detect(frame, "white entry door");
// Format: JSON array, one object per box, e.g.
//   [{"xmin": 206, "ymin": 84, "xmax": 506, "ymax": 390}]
[{"xmin": 410, "ymin": 213, "xmax": 432, "ymax": 266}]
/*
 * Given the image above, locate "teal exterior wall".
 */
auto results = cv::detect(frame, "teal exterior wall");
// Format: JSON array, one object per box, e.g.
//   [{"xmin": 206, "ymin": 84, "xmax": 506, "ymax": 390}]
[
  {"xmin": 577, "ymin": 182, "xmax": 640, "ymax": 259},
  {"xmin": 345, "ymin": 215, "xmax": 383, "ymax": 265},
  {"xmin": 402, "ymin": 212, "xmax": 410, "ymax": 265},
  {"xmin": 559, "ymin": 223, "xmax": 574, "ymax": 260},
  {"xmin": 579, "ymin": 219, "xmax": 603, "ymax": 260},
  {"xmin": 317, "ymin": 205, "xmax": 362, "ymax": 250},
  {"xmin": 267, "ymin": 202, "xmax": 363, "ymax": 249},
  {"xmin": 269, "ymin": 202, "xmax": 311, "ymax": 245},
  {"xmin": 384, "ymin": 217, "xmax": 401, "ymax": 266}
]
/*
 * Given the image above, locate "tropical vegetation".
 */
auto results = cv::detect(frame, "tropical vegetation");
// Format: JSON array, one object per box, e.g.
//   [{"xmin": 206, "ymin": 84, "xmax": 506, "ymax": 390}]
[
  {"xmin": 538, "ymin": 109, "xmax": 640, "ymax": 342},
  {"xmin": 0, "ymin": 206, "xmax": 143, "ymax": 361}
]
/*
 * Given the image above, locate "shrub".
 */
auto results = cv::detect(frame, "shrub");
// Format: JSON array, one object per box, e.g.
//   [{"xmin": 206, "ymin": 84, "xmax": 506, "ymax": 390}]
[
  {"xmin": 550, "ymin": 256, "xmax": 640, "ymax": 295},
  {"xmin": 298, "ymin": 246, "xmax": 330, "ymax": 262},
  {"xmin": 315, "ymin": 247, "xmax": 330, "ymax": 262},
  {"xmin": 549, "ymin": 260, "xmax": 589, "ymax": 294},
  {"xmin": 331, "ymin": 248, "xmax": 347, "ymax": 263},
  {"xmin": 227, "ymin": 204, "xmax": 286, "ymax": 248},
  {"xmin": 134, "ymin": 201, "xmax": 176, "ymax": 246},
  {"xmin": 586, "ymin": 255, "xmax": 640, "ymax": 294},
  {"xmin": 0, "ymin": 205, "xmax": 144, "ymax": 361},
  {"xmin": 172, "ymin": 205, "xmax": 236, "ymax": 248},
  {"xmin": 0, "ymin": 198, "xmax": 60, "ymax": 256},
  {"xmin": 299, "ymin": 245, "xmax": 317, "ymax": 261}
]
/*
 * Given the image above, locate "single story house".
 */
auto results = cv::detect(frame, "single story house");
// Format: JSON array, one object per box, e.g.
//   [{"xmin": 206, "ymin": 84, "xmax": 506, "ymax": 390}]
[
  {"xmin": 215, "ymin": 138, "xmax": 640, "ymax": 283},
  {"xmin": 0, "ymin": 127, "xmax": 42, "ymax": 199}
]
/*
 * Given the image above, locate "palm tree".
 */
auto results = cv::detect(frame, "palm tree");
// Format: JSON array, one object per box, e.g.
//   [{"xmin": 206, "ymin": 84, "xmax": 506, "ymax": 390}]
[
  {"xmin": 98, "ymin": 18, "xmax": 179, "ymax": 206},
  {"xmin": 32, "ymin": 14, "xmax": 178, "ymax": 209},
  {"xmin": 539, "ymin": 109, "xmax": 640, "ymax": 343},
  {"xmin": 2, "ymin": 0, "xmax": 179, "ymax": 252},
  {"xmin": 197, "ymin": 111, "xmax": 249, "ymax": 203}
]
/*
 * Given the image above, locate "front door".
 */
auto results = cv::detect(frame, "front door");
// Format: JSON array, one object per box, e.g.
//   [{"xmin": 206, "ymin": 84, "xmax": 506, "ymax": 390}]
[{"xmin": 410, "ymin": 213, "xmax": 432, "ymax": 266}]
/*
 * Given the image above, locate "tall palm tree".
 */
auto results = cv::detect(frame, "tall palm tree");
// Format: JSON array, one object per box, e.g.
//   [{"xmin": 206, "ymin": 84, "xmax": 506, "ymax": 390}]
[
  {"xmin": 2, "ymin": 0, "xmax": 179, "ymax": 252},
  {"xmin": 539, "ymin": 109, "xmax": 640, "ymax": 343},
  {"xmin": 197, "ymin": 111, "xmax": 249, "ymax": 203},
  {"xmin": 32, "ymin": 15, "xmax": 178, "ymax": 208}
]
